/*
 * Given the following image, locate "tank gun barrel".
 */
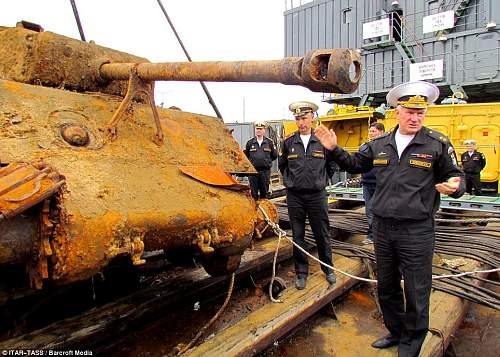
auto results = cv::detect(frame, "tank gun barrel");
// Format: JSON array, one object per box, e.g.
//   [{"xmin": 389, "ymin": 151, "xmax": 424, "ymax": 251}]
[{"xmin": 99, "ymin": 49, "xmax": 362, "ymax": 94}]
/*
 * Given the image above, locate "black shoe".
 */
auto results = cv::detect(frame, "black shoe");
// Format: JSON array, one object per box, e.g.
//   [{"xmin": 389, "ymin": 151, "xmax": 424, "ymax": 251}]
[
  {"xmin": 295, "ymin": 276, "xmax": 307, "ymax": 290},
  {"xmin": 371, "ymin": 334, "xmax": 399, "ymax": 349},
  {"xmin": 325, "ymin": 273, "xmax": 336, "ymax": 286}
]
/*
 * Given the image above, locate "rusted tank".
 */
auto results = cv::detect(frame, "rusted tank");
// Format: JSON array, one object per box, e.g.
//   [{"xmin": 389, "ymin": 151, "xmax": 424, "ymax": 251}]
[{"xmin": 0, "ymin": 23, "xmax": 361, "ymax": 292}]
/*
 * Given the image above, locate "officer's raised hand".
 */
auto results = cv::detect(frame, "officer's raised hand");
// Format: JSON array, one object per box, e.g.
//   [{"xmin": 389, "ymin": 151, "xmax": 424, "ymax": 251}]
[
  {"xmin": 314, "ymin": 124, "xmax": 337, "ymax": 151},
  {"xmin": 435, "ymin": 176, "xmax": 461, "ymax": 195}
]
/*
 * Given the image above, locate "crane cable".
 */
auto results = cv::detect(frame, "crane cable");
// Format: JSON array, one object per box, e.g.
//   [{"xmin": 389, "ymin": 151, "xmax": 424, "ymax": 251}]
[
  {"xmin": 69, "ymin": 0, "xmax": 86, "ymax": 41},
  {"xmin": 156, "ymin": 0, "xmax": 224, "ymax": 121}
]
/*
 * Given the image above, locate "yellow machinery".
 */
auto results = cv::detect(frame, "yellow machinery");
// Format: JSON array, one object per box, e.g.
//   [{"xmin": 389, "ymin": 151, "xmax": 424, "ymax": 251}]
[{"xmin": 320, "ymin": 103, "xmax": 500, "ymax": 194}]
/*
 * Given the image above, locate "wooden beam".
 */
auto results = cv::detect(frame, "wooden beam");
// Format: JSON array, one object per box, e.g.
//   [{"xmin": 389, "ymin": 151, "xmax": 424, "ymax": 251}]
[{"xmin": 186, "ymin": 256, "xmax": 366, "ymax": 357}]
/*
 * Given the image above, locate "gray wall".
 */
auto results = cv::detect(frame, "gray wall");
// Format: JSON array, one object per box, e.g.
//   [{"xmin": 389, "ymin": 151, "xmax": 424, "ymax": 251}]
[{"xmin": 285, "ymin": 0, "xmax": 500, "ymax": 104}]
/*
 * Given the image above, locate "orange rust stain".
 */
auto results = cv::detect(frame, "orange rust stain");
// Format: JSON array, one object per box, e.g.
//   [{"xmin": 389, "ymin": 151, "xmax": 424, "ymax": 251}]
[
  {"xmin": 218, "ymin": 200, "xmax": 255, "ymax": 240},
  {"xmin": 3, "ymin": 80, "xmax": 33, "ymax": 98},
  {"xmin": 349, "ymin": 290, "xmax": 377, "ymax": 308},
  {"xmin": 160, "ymin": 117, "xmax": 184, "ymax": 137},
  {"xmin": 179, "ymin": 165, "xmax": 240, "ymax": 186},
  {"xmin": 254, "ymin": 199, "xmax": 278, "ymax": 239},
  {"xmin": 52, "ymin": 211, "xmax": 125, "ymax": 282},
  {"xmin": 91, "ymin": 97, "xmax": 109, "ymax": 111}
]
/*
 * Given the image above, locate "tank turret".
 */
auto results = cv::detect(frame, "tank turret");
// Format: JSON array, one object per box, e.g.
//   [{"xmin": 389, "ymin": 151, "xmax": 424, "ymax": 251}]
[{"xmin": 0, "ymin": 23, "xmax": 361, "ymax": 292}]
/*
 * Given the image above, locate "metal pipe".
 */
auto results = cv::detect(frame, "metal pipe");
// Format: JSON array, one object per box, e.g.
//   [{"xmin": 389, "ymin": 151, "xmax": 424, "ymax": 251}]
[{"xmin": 99, "ymin": 49, "xmax": 362, "ymax": 94}]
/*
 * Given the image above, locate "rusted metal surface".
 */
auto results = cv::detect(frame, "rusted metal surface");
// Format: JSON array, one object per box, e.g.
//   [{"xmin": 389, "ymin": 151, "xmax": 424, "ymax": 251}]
[
  {"xmin": 0, "ymin": 26, "xmax": 345, "ymax": 291},
  {"xmin": 186, "ymin": 256, "xmax": 366, "ymax": 357},
  {"xmin": 0, "ymin": 77, "xmax": 263, "ymax": 286},
  {"xmin": 253, "ymin": 199, "xmax": 278, "ymax": 239},
  {"xmin": 0, "ymin": 161, "xmax": 64, "ymax": 287},
  {"xmin": 100, "ymin": 49, "xmax": 362, "ymax": 94},
  {"xmin": 0, "ymin": 27, "xmax": 148, "ymax": 96},
  {"xmin": 179, "ymin": 165, "xmax": 249, "ymax": 190},
  {"xmin": 0, "ymin": 162, "xmax": 65, "ymax": 219},
  {"xmin": 0, "ymin": 27, "xmax": 361, "ymax": 97},
  {"xmin": 0, "ymin": 236, "xmax": 295, "ymax": 349},
  {"xmin": 105, "ymin": 64, "xmax": 164, "ymax": 144}
]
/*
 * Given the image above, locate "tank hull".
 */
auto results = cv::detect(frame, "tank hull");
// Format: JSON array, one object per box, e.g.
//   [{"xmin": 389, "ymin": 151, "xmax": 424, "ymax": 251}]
[{"xmin": 0, "ymin": 78, "xmax": 260, "ymax": 285}]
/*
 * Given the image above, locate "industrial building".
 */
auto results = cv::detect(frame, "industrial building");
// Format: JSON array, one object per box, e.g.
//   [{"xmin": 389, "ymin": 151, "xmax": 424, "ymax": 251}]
[{"xmin": 285, "ymin": 0, "xmax": 499, "ymax": 105}]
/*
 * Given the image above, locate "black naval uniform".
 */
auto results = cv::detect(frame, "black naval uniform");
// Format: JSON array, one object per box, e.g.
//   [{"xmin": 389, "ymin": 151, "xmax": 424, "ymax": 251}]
[
  {"xmin": 244, "ymin": 136, "xmax": 277, "ymax": 199},
  {"xmin": 279, "ymin": 131, "xmax": 336, "ymax": 278},
  {"xmin": 461, "ymin": 150, "xmax": 486, "ymax": 195},
  {"xmin": 329, "ymin": 126, "xmax": 464, "ymax": 357}
]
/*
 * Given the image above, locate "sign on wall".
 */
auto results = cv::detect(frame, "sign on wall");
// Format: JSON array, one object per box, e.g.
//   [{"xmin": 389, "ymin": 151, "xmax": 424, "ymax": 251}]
[
  {"xmin": 423, "ymin": 11, "xmax": 455, "ymax": 33},
  {"xmin": 363, "ymin": 18, "xmax": 390, "ymax": 39},
  {"xmin": 410, "ymin": 60, "xmax": 444, "ymax": 81}
]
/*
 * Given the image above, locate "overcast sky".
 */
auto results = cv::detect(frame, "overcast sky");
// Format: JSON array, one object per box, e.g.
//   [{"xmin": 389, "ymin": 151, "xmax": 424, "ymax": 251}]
[{"xmin": 1, "ymin": 0, "xmax": 329, "ymax": 123}]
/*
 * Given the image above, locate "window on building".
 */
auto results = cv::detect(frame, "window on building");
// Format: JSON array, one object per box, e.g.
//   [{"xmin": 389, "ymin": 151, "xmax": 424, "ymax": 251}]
[
  {"xmin": 343, "ymin": 8, "xmax": 352, "ymax": 24},
  {"xmin": 428, "ymin": 0, "xmax": 439, "ymax": 15}
]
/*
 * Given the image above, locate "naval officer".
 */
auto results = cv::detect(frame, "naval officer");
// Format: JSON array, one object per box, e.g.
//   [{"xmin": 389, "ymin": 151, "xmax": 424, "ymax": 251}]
[
  {"xmin": 279, "ymin": 101, "xmax": 336, "ymax": 290},
  {"xmin": 244, "ymin": 120, "xmax": 277, "ymax": 200},
  {"xmin": 314, "ymin": 81, "xmax": 465, "ymax": 357},
  {"xmin": 460, "ymin": 139, "xmax": 486, "ymax": 195}
]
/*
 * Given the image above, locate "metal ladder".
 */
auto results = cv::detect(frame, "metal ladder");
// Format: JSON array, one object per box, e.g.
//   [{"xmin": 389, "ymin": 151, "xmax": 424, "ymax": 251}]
[{"xmin": 436, "ymin": 0, "xmax": 472, "ymax": 37}]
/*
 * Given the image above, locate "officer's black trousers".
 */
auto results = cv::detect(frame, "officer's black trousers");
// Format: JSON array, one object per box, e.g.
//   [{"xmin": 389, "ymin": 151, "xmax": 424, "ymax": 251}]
[
  {"xmin": 465, "ymin": 173, "xmax": 482, "ymax": 195},
  {"xmin": 249, "ymin": 169, "xmax": 271, "ymax": 200},
  {"xmin": 373, "ymin": 216, "xmax": 434, "ymax": 357},
  {"xmin": 286, "ymin": 189, "xmax": 333, "ymax": 277}
]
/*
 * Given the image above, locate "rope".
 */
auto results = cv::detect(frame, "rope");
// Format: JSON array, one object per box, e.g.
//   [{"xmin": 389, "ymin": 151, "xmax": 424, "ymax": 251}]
[
  {"xmin": 175, "ymin": 272, "xmax": 235, "ymax": 355},
  {"xmin": 258, "ymin": 204, "xmax": 500, "ymax": 289},
  {"xmin": 258, "ymin": 204, "xmax": 378, "ymax": 286},
  {"xmin": 432, "ymin": 267, "xmax": 500, "ymax": 280},
  {"xmin": 258, "ymin": 205, "xmax": 287, "ymax": 303},
  {"xmin": 269, "ymin": 232, "xmax": 284, "ymax": 303},
  {"xmin": 435, "ymin": 217, "xmax": 500, "ymax": 224}
]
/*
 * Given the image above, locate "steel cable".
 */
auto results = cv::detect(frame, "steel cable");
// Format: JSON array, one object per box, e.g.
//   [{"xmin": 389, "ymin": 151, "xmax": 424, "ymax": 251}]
[{"xmin": 276, "ymin": 204, "xmax": 500, "ymax": 310}]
